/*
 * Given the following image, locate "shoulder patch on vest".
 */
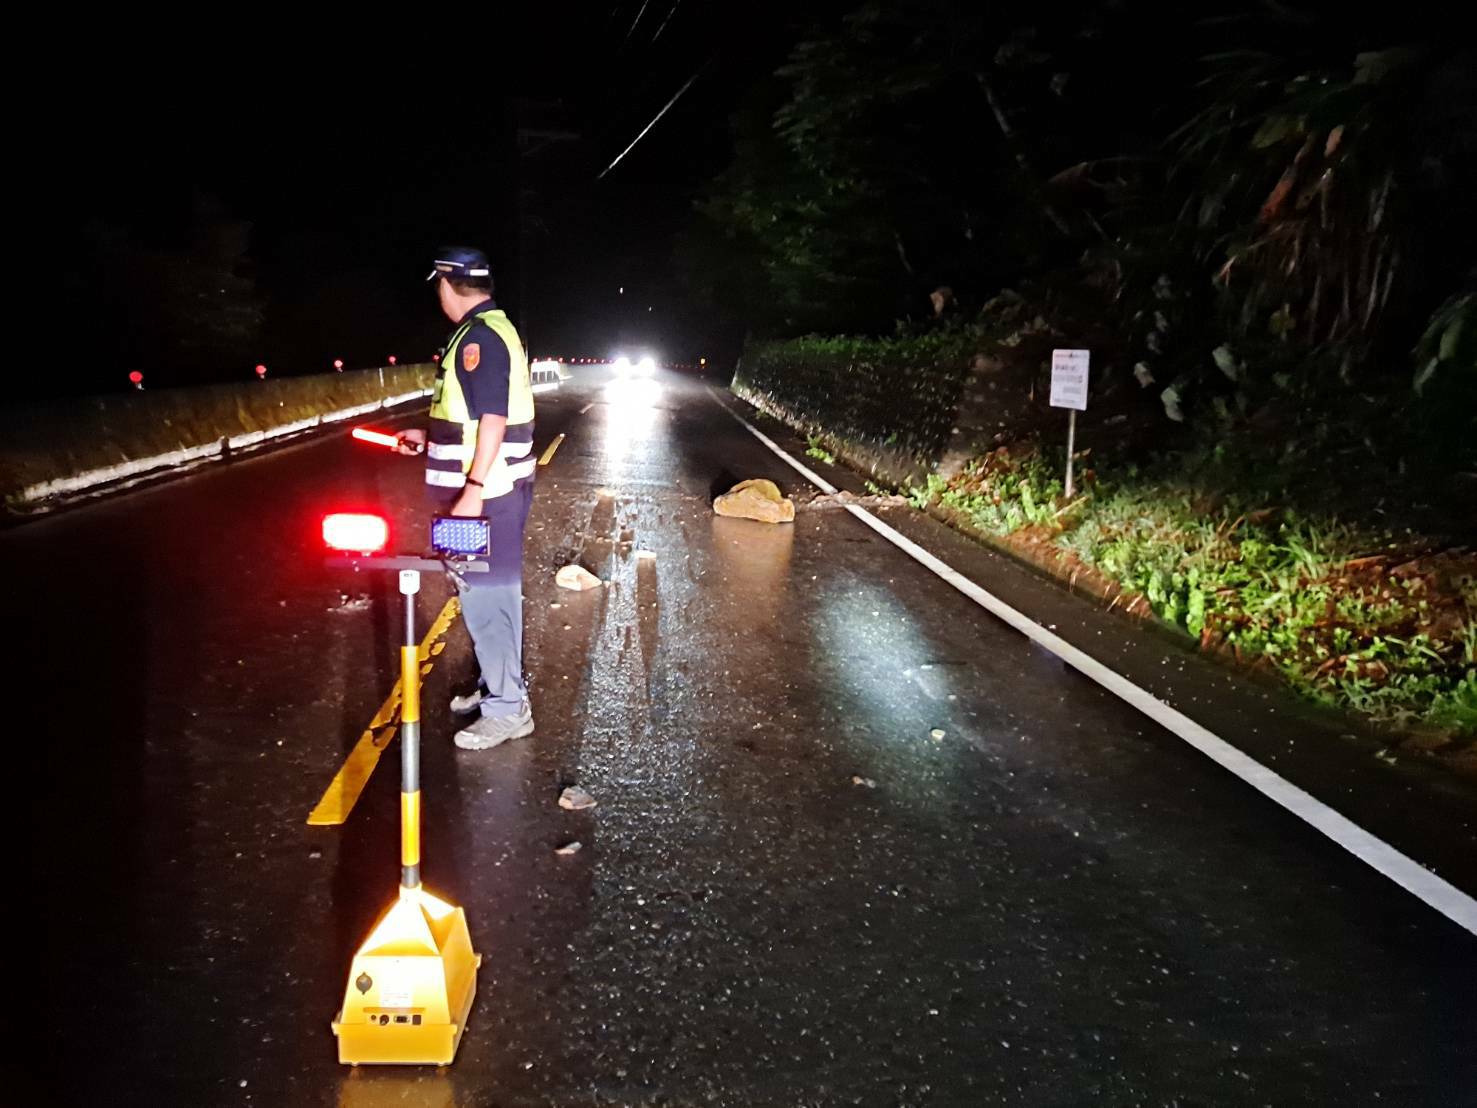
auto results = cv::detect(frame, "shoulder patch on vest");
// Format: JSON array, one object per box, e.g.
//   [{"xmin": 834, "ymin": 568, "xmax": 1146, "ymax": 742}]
[{"xmin": 463, "ymin": 343, "xmax": 480, "ymax": 372}]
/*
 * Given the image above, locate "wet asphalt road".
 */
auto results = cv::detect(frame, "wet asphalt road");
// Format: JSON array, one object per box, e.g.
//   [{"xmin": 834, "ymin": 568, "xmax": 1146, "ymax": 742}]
[{"xmin": 16, "ymin": 368, "xmax": 1477, "ymax": 1106}]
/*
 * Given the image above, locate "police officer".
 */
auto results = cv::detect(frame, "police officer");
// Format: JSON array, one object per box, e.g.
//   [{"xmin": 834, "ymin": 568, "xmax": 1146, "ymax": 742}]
[{"xmin": 398, "ymin": 247, "xmax": 537, "ymax": 749}]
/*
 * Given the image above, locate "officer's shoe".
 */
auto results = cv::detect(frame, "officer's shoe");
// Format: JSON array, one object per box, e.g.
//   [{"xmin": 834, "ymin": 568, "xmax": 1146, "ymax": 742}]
[
  {"xmin": 454, "ymin": 701, "xmax": 534, "ymax": 750},
  {"xmin": 449, "ymin": 686, "xmax": 485, "ymax": 714}
]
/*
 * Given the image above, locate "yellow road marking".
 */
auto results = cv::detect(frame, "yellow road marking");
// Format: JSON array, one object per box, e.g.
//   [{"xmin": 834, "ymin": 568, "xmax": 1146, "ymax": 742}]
[
  {"xmin": 538, "ymin": 433, "xmax": 567, "ymax": 466},
  {"xmin": 306, "ymin": 597, "xmax": 460, "ymax": 826}
]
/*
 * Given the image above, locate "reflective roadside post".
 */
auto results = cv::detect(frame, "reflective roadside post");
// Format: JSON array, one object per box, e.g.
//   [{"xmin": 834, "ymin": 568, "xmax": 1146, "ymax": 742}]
[{"xmin": 1049, "ymin": 349, "xmax": 1090, "ymax": 498}]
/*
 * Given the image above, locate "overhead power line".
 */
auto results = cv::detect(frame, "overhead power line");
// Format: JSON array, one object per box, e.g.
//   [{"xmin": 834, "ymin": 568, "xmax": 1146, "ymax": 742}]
[
  {"xmin": 651, "ymin": 0, "xmax": 684, "ymax": 44},
  {"xmin": 621, "ymin": 0, "xmax": 653, "ymax": 47},
  {"xmin": 597, "ymin": 66, "xmax": 705, "ymax": 180}
]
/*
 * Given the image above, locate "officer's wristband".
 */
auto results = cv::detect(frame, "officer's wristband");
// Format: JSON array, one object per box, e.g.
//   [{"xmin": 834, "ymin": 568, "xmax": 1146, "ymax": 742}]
[{"xmin": 465, "ymin": 476, "xmax": 484, "ymax": 488}]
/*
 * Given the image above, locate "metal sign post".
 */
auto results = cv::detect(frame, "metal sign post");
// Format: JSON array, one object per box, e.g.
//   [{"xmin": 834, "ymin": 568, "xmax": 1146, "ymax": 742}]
[
  {"xmin": 1049, "ymin": 349, "xmax": 1090, "ymax": 497},
  {"xmin": 1065, "ymin": 409, "xmax": 1078, "ymax": 498}
]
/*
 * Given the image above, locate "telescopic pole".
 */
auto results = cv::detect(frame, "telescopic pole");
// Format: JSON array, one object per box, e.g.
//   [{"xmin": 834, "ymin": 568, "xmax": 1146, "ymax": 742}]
[{"xmin": 398, "ymin": 569, "xmax": 422, "ymax": 892}]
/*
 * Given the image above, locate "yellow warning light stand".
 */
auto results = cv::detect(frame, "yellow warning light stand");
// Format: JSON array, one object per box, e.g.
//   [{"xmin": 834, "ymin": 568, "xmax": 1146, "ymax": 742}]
[{"xmin": 329, "ymin": 565, "xmax": 482, "ymax": 1065}]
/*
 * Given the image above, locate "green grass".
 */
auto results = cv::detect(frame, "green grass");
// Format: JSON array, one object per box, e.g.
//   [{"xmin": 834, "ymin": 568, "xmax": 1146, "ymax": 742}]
[
  {"xmin": 916, "ymin": 446, "xmax": 1477, "ymax": 738},
  {"xmin": 804, "ymin": 435, "xmax": 836, "ymax": 464}
]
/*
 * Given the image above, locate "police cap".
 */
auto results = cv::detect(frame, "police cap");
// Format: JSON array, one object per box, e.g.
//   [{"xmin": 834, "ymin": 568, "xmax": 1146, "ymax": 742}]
[{"xmin": 427, "ymin": 246, "xmax": 492, "ymax": 282}]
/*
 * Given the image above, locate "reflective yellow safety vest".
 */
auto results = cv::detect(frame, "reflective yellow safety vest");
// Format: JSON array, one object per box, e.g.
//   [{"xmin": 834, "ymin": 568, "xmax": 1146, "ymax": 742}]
[{"xmin": 425, "ymin": 308, "xmax": 535, "ymax": 499}]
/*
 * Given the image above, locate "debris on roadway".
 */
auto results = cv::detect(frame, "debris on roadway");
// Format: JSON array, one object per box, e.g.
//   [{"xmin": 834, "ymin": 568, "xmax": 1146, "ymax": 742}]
[
  {"xmin": 555, "ymin": 564, "xmax": 603, "ymax": 591},
  {"xmin": 554, "ymin": 841, "xmax": 583, "ymax": 856},
  {"xmin": 800, "ymin": 490, "xmax": 910, "ymax": 511},
  {"xmin": 713, "ymin": 478, "xmax": 795, "ymax": 523},
  {"xmin": 558, "ymin": 785, "xmax": 598, "ymax": 811},
  {"xmin": 851, "ymin": 775, "xmax": 877, "ymax": 788},
  {"xmin": 929, "ymin": 728, "xmax": 946, "ymax": 741}
]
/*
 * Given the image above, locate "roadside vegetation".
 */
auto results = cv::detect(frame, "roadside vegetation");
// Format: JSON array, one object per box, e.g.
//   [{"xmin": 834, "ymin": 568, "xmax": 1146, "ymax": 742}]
[
  {"xmin": 691, "ymin": 3, "xmax": 1474, "ymax": 754},
  {"xmin": 748, "ymin": 307, "xmax": 1475, "ymax": 748},
  {"xmin": 915, "ymin": 445, "xmax": 1475, "ymax": 739}
]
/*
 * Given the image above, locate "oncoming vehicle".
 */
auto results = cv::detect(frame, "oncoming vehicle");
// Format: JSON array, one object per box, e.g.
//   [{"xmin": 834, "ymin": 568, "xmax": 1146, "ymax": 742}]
[{"xmin": 613, "ymin": 354, "xmax": 657, "ymax": 378}]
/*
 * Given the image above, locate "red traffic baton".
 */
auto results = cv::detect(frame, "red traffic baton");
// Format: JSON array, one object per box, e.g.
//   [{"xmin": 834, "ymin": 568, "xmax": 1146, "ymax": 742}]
[{"xmin": 352, "ymin": 426, "xmax": 423, "ymax": 454}]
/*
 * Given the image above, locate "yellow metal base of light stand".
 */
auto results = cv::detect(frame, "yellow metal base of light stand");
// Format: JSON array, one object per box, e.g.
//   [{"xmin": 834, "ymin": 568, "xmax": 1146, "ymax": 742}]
[
  {"xmin": 329, "ymin": 566, "xmax": 481, "ymax": 1066},
  {"xmin": 332, "ymin": 884, "xmax": 481, "ymax": 1065}
]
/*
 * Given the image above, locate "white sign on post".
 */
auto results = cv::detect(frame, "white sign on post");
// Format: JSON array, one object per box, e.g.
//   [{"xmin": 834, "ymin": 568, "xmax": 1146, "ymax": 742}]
[
  {"xmin": 1049, "ymin": 349, "xmax": 1090, "ymax": 497},
  {"xmin": 1049, "ymin": 348, "xmax": 1090, "ymax": 410}
]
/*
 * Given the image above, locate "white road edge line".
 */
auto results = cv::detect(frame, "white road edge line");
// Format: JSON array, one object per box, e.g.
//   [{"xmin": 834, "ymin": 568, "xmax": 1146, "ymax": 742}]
[{"xmin": 712, "ymin": 388, "xmax": 1477, "ymax": 937}]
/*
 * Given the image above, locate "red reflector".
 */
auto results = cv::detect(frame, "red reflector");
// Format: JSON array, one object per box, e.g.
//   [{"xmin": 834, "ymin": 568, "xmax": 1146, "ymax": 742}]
[
  {"xmin": 334, "ymin": 359, "xmax": 344, "ymax": 370},
  {"xmin": 255, "ymin": 364, "xmax": 267, "ymax": 377},
  {"xmin": 322, "ymin": 513, "xmax": 389, "ymax": 553},
  {"xmin": 128, "ymin": 371, "xmax": 143, "ymax": 384},
  {"xmin": 388, "ymin": 355, "xmax": 397, "ymax": 365}
]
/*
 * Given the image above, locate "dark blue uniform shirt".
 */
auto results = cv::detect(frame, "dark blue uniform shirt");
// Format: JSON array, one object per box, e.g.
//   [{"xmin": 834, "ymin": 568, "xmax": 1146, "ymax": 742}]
[{"xmin": 454, "ymin": 299, "xmax": 511, "ymax": 420}]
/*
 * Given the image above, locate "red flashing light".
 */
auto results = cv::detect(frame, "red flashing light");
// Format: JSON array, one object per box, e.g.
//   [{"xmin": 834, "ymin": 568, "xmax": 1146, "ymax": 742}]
[
  {"xmin": 255, "ymin": 364, "xmax": 267, "ymax": 378},
  {"xmin": 128, "ymin": 371, "xmax": 143, "ymax": 384},
  {"xmin": 322, "ymin": 513, "xmax": 389, "ymax": 553},
  {"xmin": 334, "ymin": 358, "xmax": 344, "ymax": 371},
  {"xmin": 388, "ymin": 355, "xmax": 397, "ymax": 365}
]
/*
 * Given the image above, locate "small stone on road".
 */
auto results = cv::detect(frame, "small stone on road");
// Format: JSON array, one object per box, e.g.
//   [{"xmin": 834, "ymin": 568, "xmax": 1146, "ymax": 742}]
[
  {"xmin": 559, "ymin": 786, "xmax": 598, "ymax": 811},
  {"xmin": 555, "ymin": 564, "xmax": 603, "ymax": 591}
]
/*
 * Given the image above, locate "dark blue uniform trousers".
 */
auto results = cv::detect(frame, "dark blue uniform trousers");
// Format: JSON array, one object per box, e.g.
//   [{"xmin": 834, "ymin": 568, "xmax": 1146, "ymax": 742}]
[{"xmin": 460, "ymin": 480, "xmax": 533, "ymax": 717}]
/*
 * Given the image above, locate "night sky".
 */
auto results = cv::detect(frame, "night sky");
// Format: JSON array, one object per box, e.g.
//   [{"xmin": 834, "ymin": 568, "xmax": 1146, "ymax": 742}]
[{"xmin": 44, "ymin": 4, "xmax": 830, "ymax": 399}]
